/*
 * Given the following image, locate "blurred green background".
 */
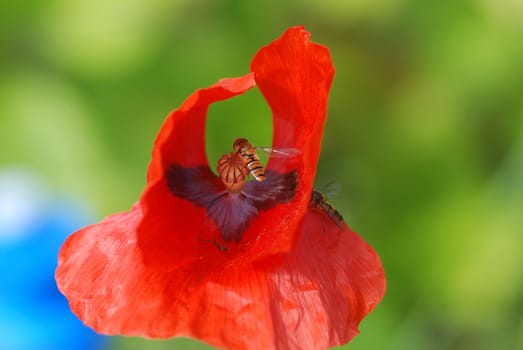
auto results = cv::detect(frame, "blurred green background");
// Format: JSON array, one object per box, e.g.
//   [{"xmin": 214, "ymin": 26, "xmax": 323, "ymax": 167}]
[{"xmin": 1, "ymin": 0, "xmax": 523, "ymax": 349}]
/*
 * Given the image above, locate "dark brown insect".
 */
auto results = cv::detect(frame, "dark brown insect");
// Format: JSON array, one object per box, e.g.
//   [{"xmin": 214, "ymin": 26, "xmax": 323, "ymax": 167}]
[{"xmin": 309, "ymin": 190, "xmax": 344, "ymax": 230}]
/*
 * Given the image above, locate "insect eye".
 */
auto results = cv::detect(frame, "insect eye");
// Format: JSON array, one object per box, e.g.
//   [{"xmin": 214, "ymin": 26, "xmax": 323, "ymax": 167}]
[{"xmin": 233, "ymin": 138, "xmax": 247, "ymax": 150}]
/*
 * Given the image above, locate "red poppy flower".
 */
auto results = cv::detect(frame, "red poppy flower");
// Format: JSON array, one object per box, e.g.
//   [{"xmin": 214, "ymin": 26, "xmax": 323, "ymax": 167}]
[{"xmin": 56, "ymin": 26, "xmax": 386, "ymax": 350}]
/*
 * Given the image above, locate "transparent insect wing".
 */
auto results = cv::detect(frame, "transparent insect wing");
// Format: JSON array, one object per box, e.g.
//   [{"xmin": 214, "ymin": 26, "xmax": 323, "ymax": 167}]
[
  {"xmin": 318, "ymin": 181, "xmax": 341, "ymax": 199},
  {"xmin": 255, "ymin": 147, "xmax": 301, "ymax": 158}
]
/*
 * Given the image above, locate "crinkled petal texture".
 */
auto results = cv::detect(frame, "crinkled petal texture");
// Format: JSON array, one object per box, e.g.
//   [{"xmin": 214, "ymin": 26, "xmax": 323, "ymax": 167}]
[
  {"xmin": 56, "ymin": 26, "xmax": 386, "ymax": 350},
  {"xmin": 57, "ymin": 205, "xmax": 385, "ymax": 349}
]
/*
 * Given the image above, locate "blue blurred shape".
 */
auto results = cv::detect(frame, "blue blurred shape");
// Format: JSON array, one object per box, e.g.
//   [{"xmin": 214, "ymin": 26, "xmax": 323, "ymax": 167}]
[{"xmin": 0, "ymin": 168, "xmax": 107, "ymax": 350}]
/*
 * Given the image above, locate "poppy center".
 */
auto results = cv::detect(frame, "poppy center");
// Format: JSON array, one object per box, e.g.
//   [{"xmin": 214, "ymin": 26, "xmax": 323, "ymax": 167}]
[
  {"xmin": 165, "ymin": 157, "xmax": 298, "ymax": 244},
  {"xmin": 216, "ymin": 137, "xmax": 269, "ymax": 193}
]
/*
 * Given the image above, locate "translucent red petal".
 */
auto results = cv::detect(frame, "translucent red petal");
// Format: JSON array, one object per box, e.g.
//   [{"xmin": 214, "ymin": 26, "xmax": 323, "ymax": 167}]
[{"xmin": 56, "ymin": 205, "xmax": 385, "ymax": 349}]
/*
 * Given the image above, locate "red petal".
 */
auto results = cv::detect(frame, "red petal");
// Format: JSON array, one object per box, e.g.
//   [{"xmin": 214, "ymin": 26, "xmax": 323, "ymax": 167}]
[
  {"xmin": 186, "ymin": 210, "xmax": 385, "ymax": 350},
  {"xmin": 138, "ymin": 74, "xmax": 256, "ymax": 266},
  {"xmin": 247, "ymin": 26, "xmax": 335, "ymax": 256},
  {"xmin": 55, "ymin": 205, "xmax": 192, "ymax": 336},
  {"xmin": 57, "ymin": 205, "xmax": 385, "ymax": 349},
  {"xmin": 252, "ymin": 26, "xmax": 334, "ymax": 170}
]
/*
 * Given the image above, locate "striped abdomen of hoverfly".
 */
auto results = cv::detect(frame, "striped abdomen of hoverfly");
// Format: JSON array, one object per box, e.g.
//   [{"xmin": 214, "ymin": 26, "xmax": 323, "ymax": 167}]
[
  {"xmin": 233, "ymin": 138, "xmax": 266, "ymax": 182},
  {"xmin": 309, "ymin": 190, "xmax": 344, "ymax": 229},
  {"xmin": 239, "ymin": 148, "xmax": 266, "ymax": 181}
]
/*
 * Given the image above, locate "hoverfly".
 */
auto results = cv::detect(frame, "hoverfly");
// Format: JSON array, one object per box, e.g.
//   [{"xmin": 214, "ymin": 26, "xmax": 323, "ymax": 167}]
[
  {"xmin": 217, "ymin": 137, "xmax": 300, "ymax": 191},
  {"xmin": 309, "ymin": 189, "xmax": 344, "ymax": 230}
]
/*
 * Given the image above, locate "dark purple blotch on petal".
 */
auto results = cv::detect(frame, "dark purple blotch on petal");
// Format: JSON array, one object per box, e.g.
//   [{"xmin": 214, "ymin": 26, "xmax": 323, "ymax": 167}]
[
  {"xmin": 165, "ymin": 165, "xmax": 297, "ymax": 242},
  {"xmin": 165, "ymin": 165, "xmax": 225, "ymax": 206},
  {"xmin": 243, "ymin": 170, "xmax": 297, "ymax": 210}
]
